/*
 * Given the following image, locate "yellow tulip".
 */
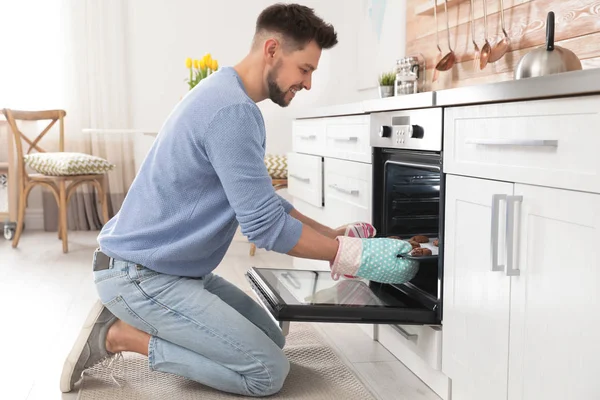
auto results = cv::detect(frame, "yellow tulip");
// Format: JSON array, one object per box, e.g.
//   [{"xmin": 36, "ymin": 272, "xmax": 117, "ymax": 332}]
[
  {"xmin": 193, "ymin": 59, "xmax": 199, "ymax": 69},
  {"xmin": 199, "ymin": 59, "xmax": 206, "ymax": 69},
  {"xmin": 185, "ymin": 57, "xmax": 192, "ymax": 69},
  {"xmin": 211, "ymin": 59, "xmax": 218, "ymax": 71}
]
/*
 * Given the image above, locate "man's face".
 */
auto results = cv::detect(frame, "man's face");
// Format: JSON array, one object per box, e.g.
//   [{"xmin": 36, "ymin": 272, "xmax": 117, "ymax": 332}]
[{"xmin": 266, "ymin": 40, "xmax": 321, "ymax": 107}]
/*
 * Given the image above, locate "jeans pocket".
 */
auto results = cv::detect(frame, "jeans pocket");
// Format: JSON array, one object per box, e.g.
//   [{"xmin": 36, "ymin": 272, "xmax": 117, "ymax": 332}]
[{"xmin": 105, "ymin": 295, "xmax": 158, "ymax": 336}]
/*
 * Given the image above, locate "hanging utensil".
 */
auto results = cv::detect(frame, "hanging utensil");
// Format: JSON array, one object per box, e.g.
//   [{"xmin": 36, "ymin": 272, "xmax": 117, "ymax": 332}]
[
  {"xmin": 515, "ymin": 11, "xmax": 582, "ymax": 79},
  {"xmin": 435, "ymin": 0, "xmax": 456, "ymax": 72},
  {"xmin": 469, "ymin": 0, "xmax": 481, "ymax": 70},
  {"xmin": 432, "ymin": 0, "xmax": 443, "ymax": 82},
  {"xmin": 489, "ymin": 0, "xmax": 510, "ymax": 63},
  {"xmin": 479, "ymin": 0, "xmax": 492, "ymax": 69}
]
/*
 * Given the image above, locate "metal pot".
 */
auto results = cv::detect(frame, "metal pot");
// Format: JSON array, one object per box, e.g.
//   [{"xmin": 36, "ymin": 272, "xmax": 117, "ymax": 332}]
[{"xmin": 514, "ymin": 12, "xmax": 582, "ymax": 80}]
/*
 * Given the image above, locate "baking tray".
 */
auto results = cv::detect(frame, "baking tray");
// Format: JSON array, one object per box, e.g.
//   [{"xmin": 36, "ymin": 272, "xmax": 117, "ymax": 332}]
[{"xmin": 395, "ymin": 237, "xmax": 439, "ymax": 262}]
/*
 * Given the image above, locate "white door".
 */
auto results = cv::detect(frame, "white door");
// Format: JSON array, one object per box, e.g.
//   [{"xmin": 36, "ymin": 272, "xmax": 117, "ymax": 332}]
[
  {"xmin": 443, "ymin": 174, "xmax": 513, "ymax": 400},
  {"xmin": 508, "ymin": 185, "xmax": 600, "ymax": 400}
]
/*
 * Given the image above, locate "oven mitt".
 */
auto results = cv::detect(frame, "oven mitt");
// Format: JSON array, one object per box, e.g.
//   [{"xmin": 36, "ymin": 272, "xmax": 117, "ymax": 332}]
[
  {"xmin": 338, "ymin": 222, "xmax": 377, "ymax": 238},
  {"xmin": 337, "ymin": 222, "xmax": 377, "ymax": 279},
  {"xmin": 331, "ymin": 237, "xmax": 420, "ymax": 284}
]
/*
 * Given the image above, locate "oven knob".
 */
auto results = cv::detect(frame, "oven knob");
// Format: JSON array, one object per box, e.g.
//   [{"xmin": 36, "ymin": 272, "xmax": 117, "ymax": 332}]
[
  {"xmin": 411, "ymin": 125, "xmax": 425, "ymax": 139},
  {"xmin": 379, "ymin": 125, "xmax": 392, "ymax": 137}
]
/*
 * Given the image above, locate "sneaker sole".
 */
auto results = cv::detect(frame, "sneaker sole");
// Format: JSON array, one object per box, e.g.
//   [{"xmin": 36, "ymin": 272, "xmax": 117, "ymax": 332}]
[{"xmin": 60, "ymin": 299, "xmax": 106, "ymax": 393}]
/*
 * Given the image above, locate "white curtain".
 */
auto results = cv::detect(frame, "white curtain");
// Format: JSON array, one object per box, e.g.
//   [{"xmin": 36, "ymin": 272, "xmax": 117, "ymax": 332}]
[
  {"xmin": 42, "ymin": 0, "xmax": 137, "ymax": 230},
  {"xmin": 0, "ymin": 0, "xmax": 136, "ymax": 231}
]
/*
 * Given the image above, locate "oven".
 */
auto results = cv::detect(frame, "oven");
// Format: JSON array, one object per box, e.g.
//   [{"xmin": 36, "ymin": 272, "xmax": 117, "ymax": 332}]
[{"xmin": 245, "ymin": 107, "xmax": 444, "ymax": 334}]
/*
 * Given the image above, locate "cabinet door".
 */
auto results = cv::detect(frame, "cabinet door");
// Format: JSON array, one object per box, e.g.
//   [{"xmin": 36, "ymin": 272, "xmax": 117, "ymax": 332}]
[
  {"xmin": 443, "ymin": 174, "xmax": 513, "ymax": 400},
  {"xmin": 508, "ymin": 185, "xmax": 600, "ymax": 400}
]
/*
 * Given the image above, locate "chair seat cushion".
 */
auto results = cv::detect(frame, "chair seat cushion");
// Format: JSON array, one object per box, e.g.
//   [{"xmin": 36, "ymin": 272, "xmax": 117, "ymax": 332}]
[
  {"xmin": 264, "ymin": 154, "xmax": 287, "ymax": 179},
  {"xmin": 24, "ymin": 152, "xmax": 115, "ymax": 176}
]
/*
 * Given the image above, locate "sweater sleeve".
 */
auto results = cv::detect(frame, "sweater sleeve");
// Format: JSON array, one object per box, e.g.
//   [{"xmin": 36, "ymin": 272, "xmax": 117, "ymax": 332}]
[
  {"xmin": 278, "ymin": 194, "xmax": 294, "ymax": 213},
  {"xmin": 204, "ymin": 103, "xmax": 302, "ymax": 253}
]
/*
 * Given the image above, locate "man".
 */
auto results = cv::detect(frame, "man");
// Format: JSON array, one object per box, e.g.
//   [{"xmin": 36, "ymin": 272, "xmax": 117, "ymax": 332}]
[{"xmin": 60, "ymin": 3, "xmax": 414, "ymax": 397}]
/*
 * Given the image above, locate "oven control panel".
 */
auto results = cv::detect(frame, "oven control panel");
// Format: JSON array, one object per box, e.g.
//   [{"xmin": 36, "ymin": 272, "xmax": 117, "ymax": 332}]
[{"xmin": 370, "ymin": 107, "xmax": 443, "ymax": 152}]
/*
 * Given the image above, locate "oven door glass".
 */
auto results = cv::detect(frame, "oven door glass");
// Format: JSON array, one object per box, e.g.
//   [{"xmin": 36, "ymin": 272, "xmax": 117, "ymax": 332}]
[{"xmin": 246, "ymin": 267, "xmax": 438, "ymax": 325}]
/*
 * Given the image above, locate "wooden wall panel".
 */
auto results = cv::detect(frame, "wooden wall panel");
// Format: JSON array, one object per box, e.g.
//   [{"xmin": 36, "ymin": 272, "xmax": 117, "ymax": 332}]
[{"xmin": 406, "ymin": 0, "xmax": 600, "ymax": 90}]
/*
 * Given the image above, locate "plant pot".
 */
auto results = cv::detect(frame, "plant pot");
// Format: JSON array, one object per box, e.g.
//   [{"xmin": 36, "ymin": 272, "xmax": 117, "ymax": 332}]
[{"xmin": 379, "ymin": 85, "xmax": 394, "ymax": 98}]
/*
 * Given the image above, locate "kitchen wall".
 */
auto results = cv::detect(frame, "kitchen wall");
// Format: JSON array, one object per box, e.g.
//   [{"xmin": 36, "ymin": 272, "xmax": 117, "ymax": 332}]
[
  {"xmin": 406, "ymin": 0, "xmax": 600, "ymax": 90},
  {"xmin": 126, "ymin": 0, "xmax": 407, "ymax": 155}
]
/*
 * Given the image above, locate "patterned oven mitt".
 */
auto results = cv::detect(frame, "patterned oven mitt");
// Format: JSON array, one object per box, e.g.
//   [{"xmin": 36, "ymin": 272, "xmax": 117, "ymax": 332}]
[
  {"xmin": 330, "ymin": 237, "xmax": 420, "ymax": 284},
  {"xmin": 337, "ymin": 222, "xmax": 376, "ymax": 278}
]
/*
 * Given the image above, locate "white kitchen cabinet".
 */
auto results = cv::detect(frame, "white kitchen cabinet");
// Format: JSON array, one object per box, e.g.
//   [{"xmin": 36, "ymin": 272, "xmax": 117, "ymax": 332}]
[
  {"xmin": 442, "ymin": 174, "xmax": 513, "ymax": 400},
  {"xmin": 287, "ymin": 152, "xmax": 323, "ymax": 208},
  {"xmin": 443, "ymin": 174, "xmax": 600, "ymax": 400},
  {"xmin": 507, "ymin": 184, "xmax": 600, "ymax": 400},
  {"xmin": 323, "ymin": 157, "xmax": 371, "ymax": 228}
]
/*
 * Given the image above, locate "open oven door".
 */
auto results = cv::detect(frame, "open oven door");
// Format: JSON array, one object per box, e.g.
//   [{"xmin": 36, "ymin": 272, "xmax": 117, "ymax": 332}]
[{"xmin": 245, "ymin": 266, "xmax": 440, "ymax": 335}]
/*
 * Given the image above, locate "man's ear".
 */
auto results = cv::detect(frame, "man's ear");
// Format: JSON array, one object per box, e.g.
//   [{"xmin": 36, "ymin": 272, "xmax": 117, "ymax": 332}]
[{"xmin": 264, "ymin": 38, "xmax": 279, "ymax": 65}]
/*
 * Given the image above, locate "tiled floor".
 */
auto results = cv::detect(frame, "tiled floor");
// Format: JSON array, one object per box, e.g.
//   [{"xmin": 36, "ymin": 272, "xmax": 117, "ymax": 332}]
[{"xmin": 0, "ymin": 230, "xmax": 440, "ymax": 400}]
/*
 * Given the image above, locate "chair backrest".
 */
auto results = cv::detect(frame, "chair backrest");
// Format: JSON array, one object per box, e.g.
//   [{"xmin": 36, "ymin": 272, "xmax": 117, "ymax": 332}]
[{"xmin": 2, "ymin": 108, "xmax": 66, "ymax": 181}]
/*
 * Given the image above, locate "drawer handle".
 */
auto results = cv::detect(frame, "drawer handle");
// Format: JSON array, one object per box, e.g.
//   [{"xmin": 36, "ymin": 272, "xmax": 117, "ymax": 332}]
[
  {"xmin": 332, "ymin": 136, "xmax": 358, "ymax": 142},
  {"xmin": 297, "ymin": 134, "xmax": 317, "ymax": 140},
  {"xmin": 506, "ymin": 195, "xmax": 523, "ymax": 277},
  {"xmin": 490, "ymin": 194, "xmax": 506, "ymax": 273},
  {"xmin": 290, "ymin": 174, "xmax": 310, "ymax": 183},
  {"xmin": 392, "ymin": 325, "xmax": 418, "ymax": 341},
  {"xmin": 328, "ymin": 184, "xmax": 359, "ymax": 196},
  {"xmin": 466, "ymin": 138, "xmax": 558, "ymax": 147}
]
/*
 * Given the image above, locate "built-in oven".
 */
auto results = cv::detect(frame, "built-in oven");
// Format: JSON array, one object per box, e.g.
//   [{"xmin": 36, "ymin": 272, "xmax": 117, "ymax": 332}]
[{"xmin": 245, "ymin": 107, "xmax": 444, "ymax": 334}]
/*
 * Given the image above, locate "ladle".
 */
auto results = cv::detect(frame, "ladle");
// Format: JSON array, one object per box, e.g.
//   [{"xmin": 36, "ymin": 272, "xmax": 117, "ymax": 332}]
[
  {"xmin": 479, "ymin": 0, "xmax": 492, "ymax": 69},
  {"xmin": 470, "ymin": 0, "xmax": 480, "ymax": 70},
  {"xmin": 435, "ymin": 0, "xmax": 456, "ymax": 72},
  {"xmin": 432, "ymin": 0, "xmax": 443, "ymax": 82},
  {"xmin": 488, "ymin": 0, "xmax": 510, "ymax": 63}
]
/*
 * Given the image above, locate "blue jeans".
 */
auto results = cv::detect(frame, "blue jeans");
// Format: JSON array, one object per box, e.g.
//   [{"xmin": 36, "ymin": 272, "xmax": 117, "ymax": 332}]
[{"xmin": 93, "ymin": 259, "xmax": 289, "ymax": 397}]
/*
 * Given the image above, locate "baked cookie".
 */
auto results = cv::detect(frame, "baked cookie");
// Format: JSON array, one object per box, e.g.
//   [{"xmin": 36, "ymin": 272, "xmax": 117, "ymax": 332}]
[
  {"xmin": 408, "ymin": 240, "xmax": 421, "ymax": 249},
  {"xmin": 411, "ymin": 248, "xmax": 432, "ymax": 257},
  {"xmin": 433, "ymin": 239, "xmax": 439, "ymax": 247},
  {"xmin": 410, "ymin": 235, "xmax": 429, "ymax": 243}
]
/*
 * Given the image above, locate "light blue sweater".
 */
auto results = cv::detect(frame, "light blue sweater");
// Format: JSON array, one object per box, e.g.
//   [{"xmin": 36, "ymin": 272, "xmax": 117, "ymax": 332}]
[{"xmin": 98, "ymin": 67, "xmax": 303, "ymax": 277}]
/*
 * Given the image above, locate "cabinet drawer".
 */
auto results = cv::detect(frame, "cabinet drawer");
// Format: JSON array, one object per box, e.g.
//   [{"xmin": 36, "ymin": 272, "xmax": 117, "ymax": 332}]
[
  {"xmin": 292, "ymin": 118, "xmax": 325, "ymax": 156},
  {"xmin": 378, "ymin": 324, "xmax": 449, "ymax": 399},
  {"xmin": 324, "ymin": 158, "xmax": 371, "ymax": 228},
  {"xmin": 287, "ymin": 152, "xmax": 323, "ymax": 208},
  {"xmin": 324, "ymin": 115, "xmax": 371, "ymax": 163},
  {"xmin": 444, "ymin": 95, "xmax": 600, "ymax": 193}
]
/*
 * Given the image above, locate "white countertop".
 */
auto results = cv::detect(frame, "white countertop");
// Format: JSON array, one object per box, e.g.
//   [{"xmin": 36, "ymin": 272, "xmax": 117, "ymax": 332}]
[{"xmin": 295, "ymin": 68, "xmax": 600, "ymax": 119}]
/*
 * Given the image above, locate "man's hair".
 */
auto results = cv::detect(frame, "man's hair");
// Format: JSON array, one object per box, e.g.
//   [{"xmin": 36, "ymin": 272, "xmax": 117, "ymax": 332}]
[{"xmin": 254, "ymin": 3, "xmax": 338, "ymax": 51}]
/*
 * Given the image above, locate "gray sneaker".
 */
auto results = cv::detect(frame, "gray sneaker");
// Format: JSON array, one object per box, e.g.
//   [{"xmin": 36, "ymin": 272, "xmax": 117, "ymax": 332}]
[{"xmin": 60, "ymin": 299, "xmax": 118, "ymax": 392}]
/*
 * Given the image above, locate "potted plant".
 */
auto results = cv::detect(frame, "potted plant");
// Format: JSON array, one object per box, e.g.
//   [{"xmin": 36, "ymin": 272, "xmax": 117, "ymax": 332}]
[
  {"xmin": 378, "ymin": 71, "xmax": 396, "ymax": 98},
  {"xmin": 185, "ymin": 53, "xmax": 219, "ymax": 91}
]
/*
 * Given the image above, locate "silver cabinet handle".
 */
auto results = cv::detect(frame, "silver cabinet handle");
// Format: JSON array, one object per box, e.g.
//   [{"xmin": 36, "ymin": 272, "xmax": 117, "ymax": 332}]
[
  {"xmin": 466, "ymin": 138, "xmax": 558, "ymax": 147},
  {"xmin": 289, "ymin": 174, "xmax": 310, "ymax": 183},
  {"xmin": 491, "ymin": 194, "xmax": 506, "ymax": 272},
  {"xmin": 328, "ymin": 184, "xmax": 359, "ymax": 196},
  {"xmin": 392, "ymin": 325, "xmax": 418, "ymax": 341},
  {"xmin": 506, "ymin": 195, "xmax": 523, "ymax": 277},
  {"xmin": 332, "ymin": 136, "xmax": 358, "ymax": 142},
  {"xmin": 297, "ymin": 134, "xmax": 317, "ymax": 140}
]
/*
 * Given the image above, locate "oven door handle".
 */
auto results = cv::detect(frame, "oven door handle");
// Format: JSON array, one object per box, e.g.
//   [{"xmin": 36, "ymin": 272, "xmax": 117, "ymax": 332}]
[{"xmin": 385, "ymin": 160, "xmax": 441, "ymax": 172}]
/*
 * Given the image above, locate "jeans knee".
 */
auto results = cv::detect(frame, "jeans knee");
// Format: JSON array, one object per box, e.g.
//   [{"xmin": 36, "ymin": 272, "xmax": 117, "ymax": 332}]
[{"xmin": 246, "ymin": 353, "xmax": 290, "ymax": 397}]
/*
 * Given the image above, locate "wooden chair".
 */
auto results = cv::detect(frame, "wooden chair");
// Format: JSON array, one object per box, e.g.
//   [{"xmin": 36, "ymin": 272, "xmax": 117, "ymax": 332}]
[
  {"xmin": 2, "ymin": 109, "xmax": 110, "ymax": 253},
  {"xmin": 249, "ymin": 178, "xmax": 288, "ymax": 256}
]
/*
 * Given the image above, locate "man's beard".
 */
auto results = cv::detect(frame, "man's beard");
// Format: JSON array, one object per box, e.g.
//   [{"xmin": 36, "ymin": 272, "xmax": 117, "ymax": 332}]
[{"xmin": 267, "ymin": 63, "xmax": 290, "ymax": 107}]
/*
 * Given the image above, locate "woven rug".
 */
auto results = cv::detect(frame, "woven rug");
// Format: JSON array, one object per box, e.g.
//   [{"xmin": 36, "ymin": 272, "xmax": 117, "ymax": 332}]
[{"xmin": 78, "ymin": 322, "xmax": 376, "ymax": 400}]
